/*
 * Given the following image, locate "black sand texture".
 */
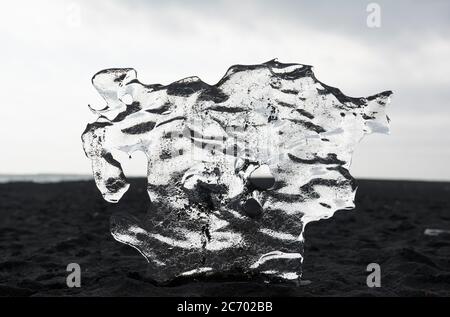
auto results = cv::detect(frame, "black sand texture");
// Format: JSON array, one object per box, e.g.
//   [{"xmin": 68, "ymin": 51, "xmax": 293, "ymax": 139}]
[{"xmin": 0, "ymin": 179, "xmax": 449, "ymax": 296}]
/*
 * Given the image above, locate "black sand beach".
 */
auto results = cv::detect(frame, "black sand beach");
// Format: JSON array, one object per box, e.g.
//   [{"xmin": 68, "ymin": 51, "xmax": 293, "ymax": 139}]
[{"xmin": 1, "ymin": 179, "xmax": 449, "ymax": 296}]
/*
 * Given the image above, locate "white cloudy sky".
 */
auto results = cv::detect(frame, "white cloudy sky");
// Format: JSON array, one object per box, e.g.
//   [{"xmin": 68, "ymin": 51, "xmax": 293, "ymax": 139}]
[{"xmin": 0, "ymin": 0, "xmax": 449, "ymax": 180}]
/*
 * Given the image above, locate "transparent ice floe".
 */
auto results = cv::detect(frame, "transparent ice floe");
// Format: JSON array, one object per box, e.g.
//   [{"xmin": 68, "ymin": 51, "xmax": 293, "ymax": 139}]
[
  {"xmin": 82, "ymin": 59, "xmax": 392, "ymax": 283},
  {"xmin": 424, "ymin": 229, "xmax": 450, "ymax": 237}
]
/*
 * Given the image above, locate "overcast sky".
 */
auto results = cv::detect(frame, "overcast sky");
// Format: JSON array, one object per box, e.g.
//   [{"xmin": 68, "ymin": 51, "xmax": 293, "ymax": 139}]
[{"xmin": 1, "ymin": 0, "xmax": 449, "ymax": 181}]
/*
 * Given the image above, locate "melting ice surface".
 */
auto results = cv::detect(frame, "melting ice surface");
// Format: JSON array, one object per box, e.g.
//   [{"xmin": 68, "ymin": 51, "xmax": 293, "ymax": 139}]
[{"xmin": 82, "ymin": 60, "xmax": 392, "ymax": 283}]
